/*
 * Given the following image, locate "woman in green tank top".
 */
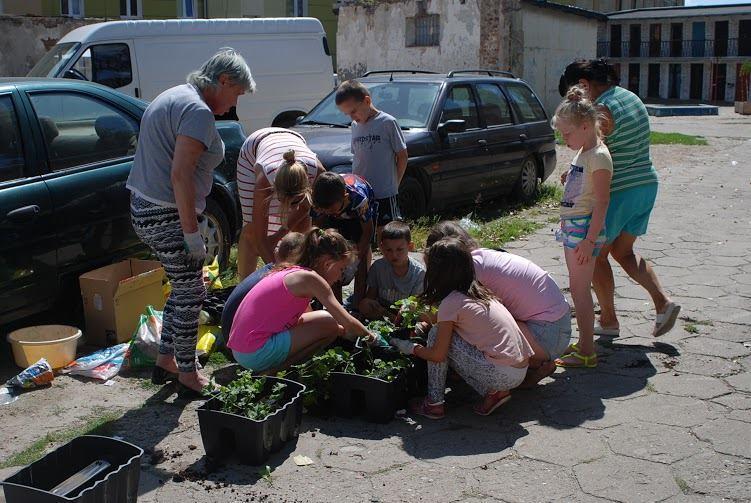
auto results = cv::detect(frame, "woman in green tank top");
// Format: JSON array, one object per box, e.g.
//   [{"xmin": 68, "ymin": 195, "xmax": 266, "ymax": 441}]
[{"xmin": 559, "ymin": 59, "xmax": 680, "ymax": 338}]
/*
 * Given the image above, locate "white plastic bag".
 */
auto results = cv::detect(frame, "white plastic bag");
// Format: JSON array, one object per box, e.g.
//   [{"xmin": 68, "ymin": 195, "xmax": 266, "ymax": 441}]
[{"xmin": 62, "ymin": 343, "xmax": 128, "ymax": 381}]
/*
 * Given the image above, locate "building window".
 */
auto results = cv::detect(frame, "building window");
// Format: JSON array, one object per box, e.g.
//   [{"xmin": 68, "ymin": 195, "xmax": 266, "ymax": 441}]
[
  {"xmin": 120, "ymin": 0, "xmax": 141, "ymax": 18},
  {"xmin": 290, "ymin": 0, "xmax": 308, "ymax": 16},
  {"xmin": 406, "ymin": 2, "xmax": 439, "ymax": 47},
  {"xmin": 179, "ymin": 0, "xmax": 197, "ymax": 18},
  {"xmin": 61, "ymin": 0, "xmax": 83, "ymax": 17}
]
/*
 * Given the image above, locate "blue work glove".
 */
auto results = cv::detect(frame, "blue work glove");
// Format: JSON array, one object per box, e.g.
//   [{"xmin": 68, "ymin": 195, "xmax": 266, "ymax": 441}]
[
  {"xmin": 389, "ymin": 337, "xmax": 417, "ymax": 356},
  {"xmin": 183, "ymin": 230, "xmax": 207, "ymax": 270}
]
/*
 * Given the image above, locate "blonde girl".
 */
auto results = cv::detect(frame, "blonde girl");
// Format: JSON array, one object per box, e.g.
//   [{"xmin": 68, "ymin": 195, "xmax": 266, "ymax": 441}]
[
  {"xmin": 236, "ymin": 127, "xmax": 326, "ymax": 278},
  {"xmin": 552, "ymin": 86, "xmax": 613, "ymax": 368}
]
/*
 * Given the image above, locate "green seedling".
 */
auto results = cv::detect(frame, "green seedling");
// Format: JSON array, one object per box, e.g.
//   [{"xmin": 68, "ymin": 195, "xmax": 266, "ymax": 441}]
[{"xmin": 210, "ymin": 372, "xmax": 287, "ymax": 421}]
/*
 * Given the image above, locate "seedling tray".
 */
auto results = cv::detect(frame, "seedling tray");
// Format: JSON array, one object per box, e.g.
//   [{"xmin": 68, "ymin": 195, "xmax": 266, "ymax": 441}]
[
  {"xmin": 1, "ymin": 435, "xmax": 143, "ymax": 503},
  {"xmin": 330, "ymin": 351, "xmax": 409, "ymax": 423},
  {"xmin": 197, "ymin": 375, "xmax": 305, "ymax": 465}
]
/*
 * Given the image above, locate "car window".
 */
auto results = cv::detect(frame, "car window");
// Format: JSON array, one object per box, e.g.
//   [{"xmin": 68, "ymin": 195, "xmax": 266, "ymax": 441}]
[
  {"xmin": 476, "ymin": 84, "xmax": 513, "ymax": 127},
  {"xmin": 0, "ymin": 95, "xmax": 25, "ymax": 183},
  {"xmin": 440, "ymin": 85, "xmax": 479, "ymax": 129},
  {"xmin": 504, "ymin": 83, "xmax": 547, "ymax": 123},
  {"xmin": 72, "ymin": 44, "xmax": 133, "ymax": 89},
  {"xmin": 302, "ymin": 82, "xmax": 440, "ymax": 129},
  {"xmin": 29, "ymin": 92, "xmax": 139, "ymax": 172}
]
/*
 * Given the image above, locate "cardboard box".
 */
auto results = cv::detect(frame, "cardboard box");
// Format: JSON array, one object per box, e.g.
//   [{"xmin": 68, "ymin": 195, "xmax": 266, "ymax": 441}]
[{"xmin": 79, "ymin": 259, "xmax": 166, "ymax": 347}]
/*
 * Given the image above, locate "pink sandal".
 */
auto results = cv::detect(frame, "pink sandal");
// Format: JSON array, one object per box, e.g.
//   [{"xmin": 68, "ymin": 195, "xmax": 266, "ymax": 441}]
[{"xmin": 409, "ymin": 397, "xmax": 445, "ymax": 420}]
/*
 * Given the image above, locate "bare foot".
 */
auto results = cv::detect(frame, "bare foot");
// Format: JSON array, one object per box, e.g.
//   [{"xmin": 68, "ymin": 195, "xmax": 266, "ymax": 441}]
[
  {"xmin": 178, "ymin": 371, "xmax": 211, "ymax": 392},
  {"xmin": 517, "ymin": 360, "xmax": 557, "ymax": 389},
  {"xmin": 155, "ymin": 354, "xmax": 179, "ymax": 374}
]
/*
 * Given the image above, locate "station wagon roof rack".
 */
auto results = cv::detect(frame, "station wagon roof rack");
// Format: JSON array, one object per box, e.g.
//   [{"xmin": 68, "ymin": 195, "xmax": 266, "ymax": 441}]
[
  {"xmin": 447, "ymin": 69, "xmax": 516, "ymax": 78},
  {"xmin": 361, "ymin": 69, "xmax": 439, "ymax": 81}
]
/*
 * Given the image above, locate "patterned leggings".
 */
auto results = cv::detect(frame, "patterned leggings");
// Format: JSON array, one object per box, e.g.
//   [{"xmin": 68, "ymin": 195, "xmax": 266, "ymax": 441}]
[
  {"xmin": 427, "ymin": 326, "xmax": 528, "ymax": 404},
  {"xmin": 130, "ymin": 194, "xmax": 205, "ymax": 372}
]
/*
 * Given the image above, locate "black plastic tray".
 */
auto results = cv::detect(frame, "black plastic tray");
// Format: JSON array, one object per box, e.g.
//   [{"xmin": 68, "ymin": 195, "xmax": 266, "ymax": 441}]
[
  {"xmin": 1, "ymin": 435, "xmax": 143, "ymax": 503},
  {"xmin": 329, "ymin": 351, "xmax": 410, "ymax": 423},
  {"xmin": 197, "ymin": 376, "xmax": 305, "ymax": 465}
]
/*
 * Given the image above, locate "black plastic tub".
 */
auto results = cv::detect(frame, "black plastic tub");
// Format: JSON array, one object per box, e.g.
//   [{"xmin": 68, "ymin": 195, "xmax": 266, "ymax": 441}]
[
  {"xmin": 197, "ymin": 375, "xmax": 305, "ymax": 465},
  {"xmin": 1, "ymin": 435, "xmax": 143, "ymax": 503},
  {"xmin": 330, "ymin": 352, "xmax": 410, "ymax": 423}
]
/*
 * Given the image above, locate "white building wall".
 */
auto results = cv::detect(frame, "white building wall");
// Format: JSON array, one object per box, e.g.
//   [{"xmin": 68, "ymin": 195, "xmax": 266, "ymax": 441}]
[
  {"xmin": 520, "ymin": 5, "xmax": 601, "ymax": 113},
  {"xmin": 336, "ymin": 0, "xmax": 481, "ymax": 79}
]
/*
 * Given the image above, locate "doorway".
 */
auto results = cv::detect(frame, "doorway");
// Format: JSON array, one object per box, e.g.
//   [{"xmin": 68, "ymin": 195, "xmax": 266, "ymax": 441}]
[
  {"xmin": 668, "ymin": 64, "xmax": 681, "ymax": 99},
  {"xmin": 629, "ymin": 63, "xmax": 641, "ymax": 95},
  {"xmin": 647, "ymin": 64, "xmax": 660, "ymax": 99},
  {"xmin": 710, "ymin": 64, "xmax": 727, "ymax": 102},
  {"xmin": 690, "ymin": 64, "xmax": 703, "ymax": 100}
]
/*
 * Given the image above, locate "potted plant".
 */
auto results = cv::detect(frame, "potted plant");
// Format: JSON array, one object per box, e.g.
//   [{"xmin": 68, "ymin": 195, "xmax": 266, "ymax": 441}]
[
  {"xmin": 735, "ymin": 61, "xmax": 751, "ymax": 115},
  {"xmin": 197, "ymin": 371, "xmax": 305, "ymax": 465}
]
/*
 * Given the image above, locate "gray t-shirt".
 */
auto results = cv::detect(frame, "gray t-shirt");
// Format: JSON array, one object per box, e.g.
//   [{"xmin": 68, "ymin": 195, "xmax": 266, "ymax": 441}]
[
  {"xmin": 127, "ymin": 84, "xmax": 224, "ymax": 212},
  {"xmin": 351, "ymin": 111, "xmax": 407, "ymax": 199},
  {"xmin": 367, "ymin": 256, "xmax": 425, "ymax": 306}
]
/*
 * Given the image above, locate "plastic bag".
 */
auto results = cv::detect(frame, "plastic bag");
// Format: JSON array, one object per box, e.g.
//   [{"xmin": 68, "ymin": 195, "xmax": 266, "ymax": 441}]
[
  {"xmin": 62, "ymin": 344, "xmax": 128, "ymax": 381},
  {"xmin": 6, "ymin": 358, "xmax": 54, "ymax": 389},
  {"xmin": 125, "ymin": 306, "xmax": 163, "ymax": 369},
  {"xmin": 459, "ymin": 213, "xmax": 480, "ymax": 232}
]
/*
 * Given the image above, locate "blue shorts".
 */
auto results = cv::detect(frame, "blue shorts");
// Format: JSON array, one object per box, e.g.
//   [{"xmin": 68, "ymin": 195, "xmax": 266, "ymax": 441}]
[
  {"xmin": 605, "ymin": 183, "xmax": 658, "ymax": 243},
  {"xmin": 526, "ymin": 312, "xmax": 573, "ymax": 360},
  {"xmin": 232, "ymin": 330, "xmax": 292, "ymax": 371}
]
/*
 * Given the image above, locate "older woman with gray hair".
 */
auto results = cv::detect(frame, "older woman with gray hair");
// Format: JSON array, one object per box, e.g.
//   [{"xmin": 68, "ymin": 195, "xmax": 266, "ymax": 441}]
[{"xmin": 127, "ymin": 48, "xmax": 255, "ymax": 395}]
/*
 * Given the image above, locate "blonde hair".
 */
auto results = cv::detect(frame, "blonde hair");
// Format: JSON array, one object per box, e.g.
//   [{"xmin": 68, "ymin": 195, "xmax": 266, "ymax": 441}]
[
  {"xmin": 551, "ymin": 85, "xmax": 603, "ymax": 134},
  {"xmin": 272, "ymin": 149, "xmax": 312, "ymax": 223}
]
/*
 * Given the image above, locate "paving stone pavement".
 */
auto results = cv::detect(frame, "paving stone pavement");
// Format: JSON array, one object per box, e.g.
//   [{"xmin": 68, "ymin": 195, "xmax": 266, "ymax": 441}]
[{"xmin": 1, "ymin": 113, "xmax": 750, "ymax": 503}]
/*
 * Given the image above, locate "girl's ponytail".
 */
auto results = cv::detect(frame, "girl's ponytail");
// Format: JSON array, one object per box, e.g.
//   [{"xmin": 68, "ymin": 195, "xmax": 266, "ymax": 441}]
[{"xmin": 296, "ymin": 227, "xmax": 354, "ymax": 270}]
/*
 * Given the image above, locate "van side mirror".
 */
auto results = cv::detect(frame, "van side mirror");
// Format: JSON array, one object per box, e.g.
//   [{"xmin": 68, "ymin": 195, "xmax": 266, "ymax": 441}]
[
  {"xmin": 438, "ymin": 119, "xmax": 467, "ymax": 138},
  {"xmin": 295, "ymin": 115, "xmax": 305, "ymax": 125}
]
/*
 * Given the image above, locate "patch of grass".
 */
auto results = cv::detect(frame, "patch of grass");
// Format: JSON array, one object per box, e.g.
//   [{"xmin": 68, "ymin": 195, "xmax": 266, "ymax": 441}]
[
  {"xmin": 139, "ymin": 378, "xmax": 161, "ymax": 391},
  {"xmin": 408, "ymin": 184, "xmax": 560, "ymax": 250},
  {"xmin": 675, "ymin": 476, "xmax": 692, "ymax": 494},
  {"xmin": 684, "ymin": 323, "xmax": 699, "ymax": 334},
  {"xmin": 650, "ymin": 132, "xmax": 708, "ymax": 145},
  {"xmin": 0, "ymin": 409, "xmax": 123, "ymax": 468},
  {"xmin": 645, "ymin": 382, "xmax": 657, "ymax": 393}
]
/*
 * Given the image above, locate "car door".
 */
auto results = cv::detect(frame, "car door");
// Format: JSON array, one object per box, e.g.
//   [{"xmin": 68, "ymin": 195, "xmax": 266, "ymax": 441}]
[
  {"xmin": 475, "ymin": 83, "xmax": 528, "ymax": 193},
  {"xmin": 503, "ymin": 82, "xmax": 552, "ymax": 163},
  {"xmin": 67, "ymin": 42, "xmax": 142, "ymax": 99},
  {"xmin": 0, "ymin": 91, "xmax": 57, "ymax": 323},
  {"xmin": 431, "ymin": 84, "xmax": 491, "ymax": 205},
  {"xmin": 25, "ymin": 89, "xmax": 142, "ymax": 278}
]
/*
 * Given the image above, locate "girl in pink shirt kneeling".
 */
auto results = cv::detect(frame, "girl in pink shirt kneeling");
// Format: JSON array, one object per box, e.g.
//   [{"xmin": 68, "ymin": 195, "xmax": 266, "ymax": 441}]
[
  {"xmin": 228, "ymin": 228, "xmax": 371, "ymax": 372},
  {"xmin": 390, "ymin": 238, "xmax": 535, "ymax": 419}
]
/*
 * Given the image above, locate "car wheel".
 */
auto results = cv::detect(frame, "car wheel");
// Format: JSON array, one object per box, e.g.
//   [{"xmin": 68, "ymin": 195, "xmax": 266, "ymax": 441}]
[
  {"xmin": 513, "ymin": 157, "xmax": 539, "ymax": 202},
  {"xmin": 398, "ymin": 176, "xmax": 427, "ymax": 219},
  {"xmin": 203, "ymin": 198, "xmax": 231, "ymax": 269}
]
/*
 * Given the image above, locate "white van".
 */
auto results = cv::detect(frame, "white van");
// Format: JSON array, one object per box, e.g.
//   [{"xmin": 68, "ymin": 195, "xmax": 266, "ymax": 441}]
[{"xmin": 28, "ymin": 18, "xmax": 334, "ymax": 132}]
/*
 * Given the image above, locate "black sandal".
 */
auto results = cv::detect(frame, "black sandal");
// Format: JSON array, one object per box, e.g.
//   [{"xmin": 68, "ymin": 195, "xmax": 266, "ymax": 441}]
[{"xmin": 151, "ymin": 366, "xmax": 178, "ymax": 385}]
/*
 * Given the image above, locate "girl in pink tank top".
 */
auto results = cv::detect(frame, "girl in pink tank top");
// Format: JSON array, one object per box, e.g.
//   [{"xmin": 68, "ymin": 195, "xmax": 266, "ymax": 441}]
[{"xmin": 228, "ymin": 228, "xmax": 371, "ymax": 372}]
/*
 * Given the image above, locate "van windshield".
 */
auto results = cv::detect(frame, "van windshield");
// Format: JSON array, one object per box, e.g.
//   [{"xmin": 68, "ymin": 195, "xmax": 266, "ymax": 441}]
[
  {"xmin": 28, "ymin": 42, "xmax": 80, "ymax": 77},
  {"xmin": 301, "ymin": 82, "xmax": 440, "ymax": 129}
]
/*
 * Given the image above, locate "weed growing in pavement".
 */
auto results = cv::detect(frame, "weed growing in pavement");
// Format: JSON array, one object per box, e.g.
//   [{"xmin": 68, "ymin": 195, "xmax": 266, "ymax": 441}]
[
  {"xmin": 0, "ymin": 408, "xmax": 123, "ymax": 468},
  {"xmin": 683, "ymin": 323, "xmax": 699, "ymax": 334}
]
